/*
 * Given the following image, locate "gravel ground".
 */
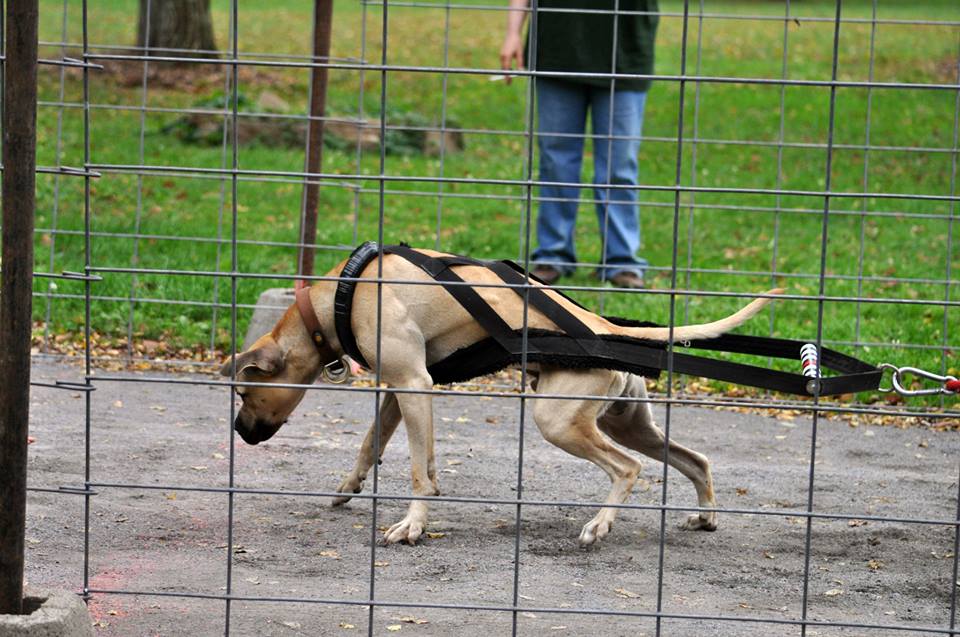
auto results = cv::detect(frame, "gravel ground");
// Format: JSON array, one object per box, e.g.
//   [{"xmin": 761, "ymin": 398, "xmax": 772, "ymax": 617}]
[{"xmin": 21, "ymin": 360, "xmax": 960, "ymax": 636}]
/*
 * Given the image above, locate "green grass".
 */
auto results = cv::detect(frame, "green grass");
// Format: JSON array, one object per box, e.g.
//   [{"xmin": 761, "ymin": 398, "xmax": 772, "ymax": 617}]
[{"xmin": 31, "ymin": 0, "xmax": 959, "ymax": 398}]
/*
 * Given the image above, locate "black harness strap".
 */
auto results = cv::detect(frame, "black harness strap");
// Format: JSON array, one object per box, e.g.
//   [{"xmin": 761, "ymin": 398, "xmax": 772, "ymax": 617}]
[
  {"xmin": 603, "ymin": 315, "xmax": 882, "ymax": 395},
  {"xmin": 332, "ymin": 242, "xmax": 882, "ymax": 396},
  {"xmin": 333, "ymin": 241, "xmax": 381, "ymax": 369},
  {"xmin": 486, "ymin": 260, "xmax": 610, "ymax": 360},
  {"xmin": 384, "ymin": 244, "xmax": 531, "ymax": 355}
]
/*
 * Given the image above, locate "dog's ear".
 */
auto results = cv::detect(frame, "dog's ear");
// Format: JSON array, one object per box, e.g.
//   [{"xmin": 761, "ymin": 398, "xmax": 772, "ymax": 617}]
[{"xmin": 219, "ymin": 340, "xmax": 286, "ymax": 377}]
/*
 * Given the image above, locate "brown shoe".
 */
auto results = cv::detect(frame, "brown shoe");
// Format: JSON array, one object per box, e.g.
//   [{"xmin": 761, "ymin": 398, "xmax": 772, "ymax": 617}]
[
  {"xmin": 608, "ymin": 271, "xmax": 645, "ymax": 289},
  {"xmin": 531, "ymin": 265, "xmax": 562, "ymax": 285}
]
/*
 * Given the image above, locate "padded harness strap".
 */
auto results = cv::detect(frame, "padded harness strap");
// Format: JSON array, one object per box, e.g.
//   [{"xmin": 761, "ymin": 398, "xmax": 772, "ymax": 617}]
[{"xmin": 333, "ymin": 241, "xmax": 380, "ymax": 369}]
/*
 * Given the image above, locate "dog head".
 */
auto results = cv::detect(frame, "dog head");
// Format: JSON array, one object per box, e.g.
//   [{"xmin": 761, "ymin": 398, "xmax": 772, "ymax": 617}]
[{"xmin": 219, "ymin": 327, "xmax": 322, "ymax": 445}]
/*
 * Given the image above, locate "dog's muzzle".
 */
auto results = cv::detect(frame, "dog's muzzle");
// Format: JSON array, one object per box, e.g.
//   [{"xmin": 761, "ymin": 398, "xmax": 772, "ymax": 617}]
[{"xmin": 235, "ymin": 416, "xmax": 284, "ymax": 445}]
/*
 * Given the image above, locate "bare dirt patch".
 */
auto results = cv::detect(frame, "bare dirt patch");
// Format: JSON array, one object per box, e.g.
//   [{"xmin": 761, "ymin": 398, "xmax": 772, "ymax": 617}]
[{"xmin": 23, "ymin": 360, "xmax": 960, "ymax": 636}]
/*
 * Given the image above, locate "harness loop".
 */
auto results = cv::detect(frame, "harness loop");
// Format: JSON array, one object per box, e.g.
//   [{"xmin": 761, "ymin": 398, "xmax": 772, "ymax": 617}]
[{"xmin": 322, "ymin": 356, "xmax": 352, "ymax": 384}]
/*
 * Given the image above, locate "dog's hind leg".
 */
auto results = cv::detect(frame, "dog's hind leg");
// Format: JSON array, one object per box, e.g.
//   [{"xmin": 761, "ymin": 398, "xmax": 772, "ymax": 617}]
[
  {"xmin": 598, "ymin": 374, "xmax": 718, "ymax": 532},
  {"xmin": 333, "ymin": 392, "xmax": 403, "ymax": 506},
  {"xmin": 533, "ymin": 368, "xmax": 643, "ymax": 546}
]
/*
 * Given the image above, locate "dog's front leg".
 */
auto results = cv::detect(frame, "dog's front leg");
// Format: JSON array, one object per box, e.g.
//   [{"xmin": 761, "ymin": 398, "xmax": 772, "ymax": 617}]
[
  {"xmin": 383, "ymin": 374, "xmax": 438, "ymax": 545},
  {"xmin": 333, "ymin": 392, "xmax": 403, "ymax": 506}
]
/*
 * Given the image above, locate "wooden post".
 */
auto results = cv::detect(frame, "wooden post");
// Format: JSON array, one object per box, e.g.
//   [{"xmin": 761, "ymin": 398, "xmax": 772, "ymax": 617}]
[
  {"xmin": 0, "ymin": 0, "xmax": 39, "ymax": 616},
  {"xmin": 298, "ymin": 0, "xmax": 334, "ymax": 280}
]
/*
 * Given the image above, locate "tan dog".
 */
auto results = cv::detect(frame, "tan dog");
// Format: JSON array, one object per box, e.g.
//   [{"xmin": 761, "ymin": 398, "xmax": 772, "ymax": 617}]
[{"xmin": 221, "ymin": 249, "xmax": 781, "ymax": 546}]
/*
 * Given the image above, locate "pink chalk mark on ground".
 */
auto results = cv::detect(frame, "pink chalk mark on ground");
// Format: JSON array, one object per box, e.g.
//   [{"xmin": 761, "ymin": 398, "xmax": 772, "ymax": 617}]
[{"xmin": 86, "ymin": 557, "xmax": 157, "ymax": 628}]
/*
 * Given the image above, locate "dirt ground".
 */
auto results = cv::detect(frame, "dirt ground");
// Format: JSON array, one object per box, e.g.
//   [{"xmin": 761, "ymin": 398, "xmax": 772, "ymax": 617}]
[{"xmin": 21, "ymin": 360, "xmax": 960, "ymax": 636}]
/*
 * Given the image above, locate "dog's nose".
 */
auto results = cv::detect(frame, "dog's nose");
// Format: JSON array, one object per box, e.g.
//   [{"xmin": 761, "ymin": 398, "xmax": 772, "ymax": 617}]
[
  {"xmin": 234, "ymin": 417, "xmax": 262, "ymax": 445},
  {"xmin": 234, "ymin": 417, "xmax": 284, "ymax": 445}
]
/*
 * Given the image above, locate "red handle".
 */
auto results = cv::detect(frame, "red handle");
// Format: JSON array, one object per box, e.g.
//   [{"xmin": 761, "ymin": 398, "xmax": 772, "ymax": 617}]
[{"xmin": 946, "ymin": 379, "xmax": 960, "ymax": 393}]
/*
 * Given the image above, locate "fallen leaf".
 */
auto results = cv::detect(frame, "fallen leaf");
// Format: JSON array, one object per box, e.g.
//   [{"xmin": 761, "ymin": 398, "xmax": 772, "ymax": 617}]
[
  {"xmin": 614, "ymin": 587, "xmax": 640, "ymax": 599},
  {"xmin": 867, "ymin": 559, "xmax": 884, "ymax": 570},
  {"xmin": 824, "ymin": 588, "xmax": 843, "ymax": 597},
  {"xmin": 426, "ymin": 532, "xmax": 446, "ymax": 539},
  {"xmin": 848, "ymin": 519, "xmax": 868, "ymax": 527},
  {"xmin": 320, "ymin": 550, "xmax": 340, "ymax": 559},
  {"xmin": 282, "ymin": 621, "xmax": 300, "ymax": 629},
  {"xmin": 113, "ymin": 400, "xmax": 123, "ymax": 408},
  {"xmin": 736, "ymin": 487, "xmax": 748, "ymax": 496},
  {"xmin": 399, "ymin": 616, "xmax": 428, "ymax": 625},
  {"xmin": 374, "ymin": 561, "xmax": 390, "ymax": 567},
  {"xmin": 339, "ymin": 622, "xmax": 355, "ymax": 629},
  {"xmin": 386, "ymin": 625, "xmax": 402, "ymax": 632}
]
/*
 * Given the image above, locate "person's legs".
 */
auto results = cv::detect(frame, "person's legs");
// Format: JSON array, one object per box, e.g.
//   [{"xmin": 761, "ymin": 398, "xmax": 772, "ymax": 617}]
[
  {"xmin": 532, "ymin": 78, "xmax": 590, "ymax": 277},
  {"xmin": 590, "ymin": 86, "xmax": 648, "ymax": 282}
]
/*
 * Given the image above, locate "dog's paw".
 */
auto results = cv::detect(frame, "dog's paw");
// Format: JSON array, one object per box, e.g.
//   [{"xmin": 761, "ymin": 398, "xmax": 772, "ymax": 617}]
[
  {"xmin": 332, "ymin": 479, "xmax": 363, "ymax": 506},
  {"xmin": 681, "ymin": 512, "xmax": 718, "ymax": 532},
  {"xmin": 331, "ymin": 493, "xmax": 355, "ymax": 507},
  {"xmin": 579, "ymin": 517, "xmax": 612, "ymax": 546},
  {"xmin": 383, "ymin": 517, "xmax": 424, "ymax": 545}
]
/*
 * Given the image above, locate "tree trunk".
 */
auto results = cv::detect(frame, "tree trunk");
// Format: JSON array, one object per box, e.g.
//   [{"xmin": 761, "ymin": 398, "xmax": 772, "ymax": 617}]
[{"xmin": 137, "ymin": 0, "xmax": 217, "ymax": 59}]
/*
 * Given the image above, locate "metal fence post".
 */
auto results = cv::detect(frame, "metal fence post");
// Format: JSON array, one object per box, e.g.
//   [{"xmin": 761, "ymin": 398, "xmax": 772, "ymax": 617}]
[
  {"xmin": 0, "ymin": 0, "xmax": 39, "ymax": 617},
  {"xmin": 297, "ymin": 0, "xmax": 334, "ymax": 280}
]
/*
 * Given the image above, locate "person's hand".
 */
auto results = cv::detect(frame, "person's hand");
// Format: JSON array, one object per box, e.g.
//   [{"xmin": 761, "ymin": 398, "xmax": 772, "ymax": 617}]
[{"xmin": 499, "ymin": 31, "xmax": 524, "ymax": 85}]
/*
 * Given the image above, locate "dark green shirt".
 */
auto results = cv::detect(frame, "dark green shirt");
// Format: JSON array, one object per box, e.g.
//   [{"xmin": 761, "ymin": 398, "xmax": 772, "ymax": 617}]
[{"xmin": 530, "ymin": 0, "xmax": 659, "ymax": 91}]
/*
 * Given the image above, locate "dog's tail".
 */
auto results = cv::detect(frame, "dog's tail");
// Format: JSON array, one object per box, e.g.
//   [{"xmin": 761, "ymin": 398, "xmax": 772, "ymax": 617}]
[{"xmin": 610, "ymin": 289, "xmax": 785, "ymax": 342}]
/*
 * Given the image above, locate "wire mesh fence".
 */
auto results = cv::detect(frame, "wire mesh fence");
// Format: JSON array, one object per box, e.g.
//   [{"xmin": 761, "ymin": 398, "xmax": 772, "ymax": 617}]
[{"xmin": 12, "ymin": 0, "xmax": 960, "ymax": 634}]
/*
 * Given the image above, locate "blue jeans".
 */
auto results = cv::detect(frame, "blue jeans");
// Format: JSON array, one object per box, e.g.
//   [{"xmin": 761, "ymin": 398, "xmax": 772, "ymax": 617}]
[{"xmin": 532, "ymin": 78, "xmax": 648, "ymax": 280}]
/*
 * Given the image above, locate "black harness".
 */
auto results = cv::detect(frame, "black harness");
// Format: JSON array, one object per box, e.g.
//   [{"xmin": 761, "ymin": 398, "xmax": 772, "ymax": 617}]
[{"xmin": 333, "ymin": 242, "xmax": 882, "ymax": 397}]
